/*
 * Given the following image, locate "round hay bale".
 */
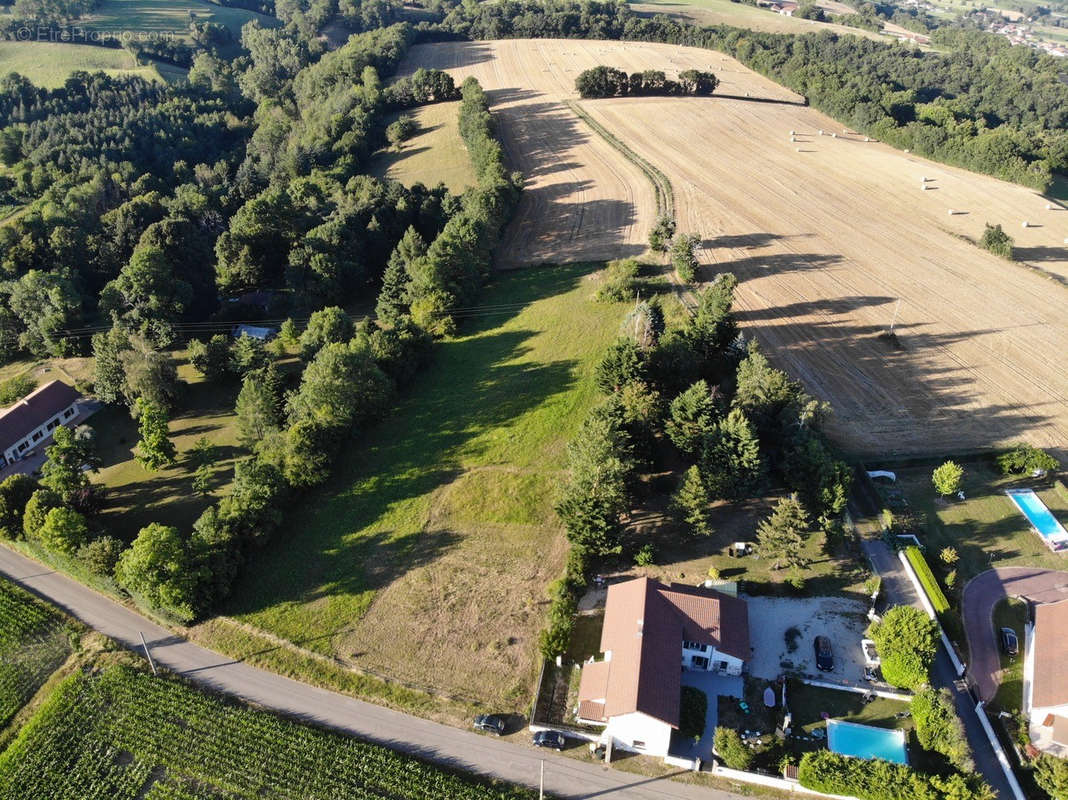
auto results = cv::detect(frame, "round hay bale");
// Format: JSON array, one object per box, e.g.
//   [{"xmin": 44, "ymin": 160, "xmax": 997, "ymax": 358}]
[
  {"xmin": 865, "ymin": 137, "xmax": 870, "ymax": 142},
  {"xmin": 1022, "ymin": 220, "xmax": 1029, "ymax": 228},
  {"xmin": 818, "ymin": 129, "xmax": 824, "ymax": 135},
  {"xmin": 790, "ymin": 130, "xmax": 796, "ymax": 135},
  {"xmin": 796, "ymin": 147, "xmax": 802, "ymax": 152},
  {"xmin": 904, "ymin": 148, "xmax": 910, "ymax": 153},
  {"xmin": 832, "ymin": 133, "xmax": 837, "ymax": 138},
  {"xmin": 948, "ymin": 209, "xmax": 954, "ymax": 215},
  {"xmin": 1046, "ymin": 203, "xmax": 1053, "ymax": 210}
]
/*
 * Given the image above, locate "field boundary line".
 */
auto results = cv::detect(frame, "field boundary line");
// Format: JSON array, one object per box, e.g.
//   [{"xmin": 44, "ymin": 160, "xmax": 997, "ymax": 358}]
[{"xmin": 564, "ymin": 99, "xmax": 675, "ymax": 220}]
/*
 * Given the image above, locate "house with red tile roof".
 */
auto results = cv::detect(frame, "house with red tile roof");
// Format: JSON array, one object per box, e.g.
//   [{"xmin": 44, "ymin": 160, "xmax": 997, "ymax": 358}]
[
  {"xmin": 575, "ymin": 577, "xmax": 749, "ymax": 757},
  {"xmin": 1025, "ymin": 598, "xmax": 1068, "ymax": 757},
  {"xmin": 0, "ymin": 381, "xmax": 83, "ymax": 467}
]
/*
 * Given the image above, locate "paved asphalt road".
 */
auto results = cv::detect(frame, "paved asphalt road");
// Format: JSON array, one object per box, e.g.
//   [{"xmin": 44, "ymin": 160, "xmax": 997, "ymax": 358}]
[
  {"xmin": 859, "ymin": 535, "xmax": 1014, "ymax": 800},
  {"xmin": 962, "ymin": 567, "xmax": 1068, "ymax": 702},
  {"xmin": 0, "ymin": 545, "xmax": 749, "ymax": 800}
]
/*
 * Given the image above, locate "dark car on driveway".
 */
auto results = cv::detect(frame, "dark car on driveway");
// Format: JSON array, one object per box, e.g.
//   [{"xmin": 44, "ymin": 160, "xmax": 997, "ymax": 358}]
[
  {"xmin": 1001, "ymin": 627, "xmax": 1019, "ymax": 658},
  {"xmin": 814, "ymin": 636, "xmax": 834, "ymax": 671},
  {"xmin": 532, "ymin": 730, "xmax": 567, "ymax": 750},
  {"xmin": 473, "ymin": 714, "xmax": 507, "ymax": 735}
]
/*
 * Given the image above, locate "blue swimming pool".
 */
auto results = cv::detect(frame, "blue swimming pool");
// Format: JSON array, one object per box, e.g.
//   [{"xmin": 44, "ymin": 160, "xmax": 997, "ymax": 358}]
[
  {"xmin": 1007, "ymin": 489, "xmax": 1068, "ymax": 548},
  {"xmin": 827, "ymin": 720, "xmax": 908, "ymax": 764}
]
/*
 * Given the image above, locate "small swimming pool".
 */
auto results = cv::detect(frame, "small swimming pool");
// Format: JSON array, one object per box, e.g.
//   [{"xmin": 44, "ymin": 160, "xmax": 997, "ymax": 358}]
[
  {"xmin": 1006, "ymin": 489, "xmax": 1068, "ymax": 550},
  {"xmin": 826, "ymin": 720, "xmax": 908, "ymax": 764}
]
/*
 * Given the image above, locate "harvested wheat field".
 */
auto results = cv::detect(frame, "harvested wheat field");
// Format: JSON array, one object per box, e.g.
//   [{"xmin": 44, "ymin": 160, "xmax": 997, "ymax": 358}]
[{"xmin": 403, "ymin": 38, "xmax": 1068, "ymax": 459}]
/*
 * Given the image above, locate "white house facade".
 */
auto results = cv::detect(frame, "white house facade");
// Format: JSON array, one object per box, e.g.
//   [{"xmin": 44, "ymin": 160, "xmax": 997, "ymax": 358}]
[{"xmin": 0, "ymin": 381, "xmax": 83, "ymax": 467}]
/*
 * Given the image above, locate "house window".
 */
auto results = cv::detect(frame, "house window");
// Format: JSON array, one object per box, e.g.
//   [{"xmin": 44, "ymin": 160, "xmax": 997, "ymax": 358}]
[
  {"xmin": 31, "ymin": 431, "xmax": 42, "ymax": 442},
  {"xmin": 46, "ymin": 420, "xmax": 58, "ymax": 431},
  {"xmin": 632, "ymin": 740, "xmax": 646, "ymax": 750},
  {"xmin": 17, "ymin": 442, "xmax": 28, "ymax": 452},
  {"xmin": 63, "ymin": 407, "xmax": 75, "ymax": 419},
  {"xmin": 683, "ymin": 640, "xmax": 705, "ymax": 652}
]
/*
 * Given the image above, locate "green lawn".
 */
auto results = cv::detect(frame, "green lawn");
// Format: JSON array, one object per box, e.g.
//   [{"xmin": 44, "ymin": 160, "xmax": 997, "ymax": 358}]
[
  {"xmin": 990, "ymin": 596, "xmax": 1027, "ymax": 716},
  {"xmin": 198, "ymin": 264, "xmax": 644, "ymax": 717},
  {"xmin": 0, "ymin": 42, "xmax": 165, "ymax": 88},
  {"xmin": 787, "ymin": 680, "xmax": 912, "ymax": 734},
  {"xmin": 891, "ymin": 460, "xmax": 1068, "ymax": 586},
  {"xmin": 370, "ymin": 101, "xmax": 477, "ymax": 194},
  {"xmin": 90, "ymin": 358, "xmax": 243, "ymax": 543},
  {"xmin": 81, "ymin": 0, "xmax": 277, "ymax": 39}
]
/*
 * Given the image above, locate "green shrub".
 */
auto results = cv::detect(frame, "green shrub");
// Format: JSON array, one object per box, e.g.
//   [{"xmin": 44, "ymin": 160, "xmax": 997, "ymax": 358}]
[
  {"xmin": 0, "ymin": 374, "xmax": 36, "ymax": 406},
  {"xmin": 905, "ymin": 546, "xmax": 950, "ymax": 614},
  {"xmin": 596, "ymin": 258, "xmax": 640, "ymax": 302},
  {"xmin": 979, "ymin": 223, "xmax": 1014, "ymax": 259},
  {"xmin": 679, "ymin": 687, "xmax": 707, "ymax": 739},
  {"xmin": 869, "ymin": 605, "xmax": 938, "ymax": 690},
  {"xmin": 1034, "ymin": 753, "xmax": 1068, "ymax": 800},
  {"xmin": 713, "ymin": 726, "xmax": 752, "ymax": 770},
  {"xmin": 911, "ymin": 687, "xmax": 973, "ymax": 771},
  {"xmin": 798, "ymin": 750, "xmax": 991, "ymax": 800},
  {"xmin": 538, "ymin": 577, "xmax": 578, "ymax": 660},
  {"xmin": 997, "ymin": 443, "xmax": 1059, "ymax": 476},
  {"xmin": 634, "ymin": 543, "xmax": 655, "ymax": 566}
]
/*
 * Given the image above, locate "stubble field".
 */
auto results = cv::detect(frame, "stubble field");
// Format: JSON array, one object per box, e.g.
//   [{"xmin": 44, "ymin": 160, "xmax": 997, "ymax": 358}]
[{"xmin": 401, "ymin": 38, "xmax": 1068, "ymax": 459}]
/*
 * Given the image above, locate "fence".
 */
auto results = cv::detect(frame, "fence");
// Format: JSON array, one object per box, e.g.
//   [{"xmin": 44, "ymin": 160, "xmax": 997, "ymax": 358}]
[{"xmin": 800, "ymin": 677, "xmax": 911, "ymax": 702}]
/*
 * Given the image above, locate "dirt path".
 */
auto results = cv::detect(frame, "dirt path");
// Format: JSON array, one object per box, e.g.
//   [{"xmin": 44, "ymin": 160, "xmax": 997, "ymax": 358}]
[{"xmin": 962, "ymin": 567, "xmax": 1068, "ymax": 701}]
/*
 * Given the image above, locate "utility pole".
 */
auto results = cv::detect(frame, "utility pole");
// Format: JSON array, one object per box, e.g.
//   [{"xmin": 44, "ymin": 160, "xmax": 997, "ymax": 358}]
[
  {"xmin": 539, "ymin": 759, "xmax": 544, "ymax": 800},
  {"xmin": 139, "ymin": 631, "xmax": 157, "ymax": 676},
  {"xmin": 888, "ymin": 299, "xmax": 902, "ymax": 334}
]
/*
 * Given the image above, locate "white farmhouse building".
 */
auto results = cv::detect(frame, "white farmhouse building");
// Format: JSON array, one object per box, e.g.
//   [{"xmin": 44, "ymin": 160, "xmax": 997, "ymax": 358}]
[
  {"xmin": 0, "ymin": 381, "xmax": 83, "ymax": 467},
  {"xmin": 576, "ymin": 577, "xmax": 750, "ymax": 758},
  {"xmin": 1025, "ymin": 598, "xmax": 1068, "ymax": 756}
]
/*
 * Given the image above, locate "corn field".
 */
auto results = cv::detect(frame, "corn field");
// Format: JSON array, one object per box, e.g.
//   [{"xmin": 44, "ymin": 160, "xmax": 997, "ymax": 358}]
[
  {"xmin": 0, "ymin": 578, "xmax": 72, "ymax": 729},
  {"xmin": 0, "ymin": 665, "xmax": 534, "ymax": 799}
]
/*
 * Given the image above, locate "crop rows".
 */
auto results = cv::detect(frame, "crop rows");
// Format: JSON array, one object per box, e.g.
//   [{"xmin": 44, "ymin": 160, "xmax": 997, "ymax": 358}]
[
  {"xmin": 0, "ymin": 578, "xmax": 72, "ymax": 727},
  {"xmin": 0, "ymin": 665, "xmax": 534, "ymax": 799}
]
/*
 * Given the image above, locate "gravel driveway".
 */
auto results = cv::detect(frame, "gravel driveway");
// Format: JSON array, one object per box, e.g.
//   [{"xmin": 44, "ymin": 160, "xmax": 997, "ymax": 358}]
[{"xmin": 746, "ymin": 596, "xmax": 870, "ymax": 683}]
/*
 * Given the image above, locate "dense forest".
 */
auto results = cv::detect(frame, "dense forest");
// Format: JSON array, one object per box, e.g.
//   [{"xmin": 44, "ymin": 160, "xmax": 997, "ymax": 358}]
[{"xmin": 423, "ymin": 0, "xmax": 1067, "ymax": 190}]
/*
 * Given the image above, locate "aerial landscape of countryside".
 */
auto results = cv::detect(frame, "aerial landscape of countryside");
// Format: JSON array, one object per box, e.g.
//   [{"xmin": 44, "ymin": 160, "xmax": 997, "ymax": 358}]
[{"xmin": 0, "ymin": 0, "xmax": 1064, "ymax": 797}]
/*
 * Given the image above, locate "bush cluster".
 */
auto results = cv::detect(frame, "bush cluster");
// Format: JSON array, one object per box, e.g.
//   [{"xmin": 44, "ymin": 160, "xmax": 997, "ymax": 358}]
[
  {"xmin": 798, "ymin": 750, "xmax": 992, "ymax": 800},
  {"xmin": 911, "ymin": 687, "xmax": 974, "ymax": 771},
  {"xmin": 576, "ymin": 66, "xmax": 719, "ymax": 98},
  {"xmin": 905, "ymin": 546, "xmax": 950, "ymax": 614}
]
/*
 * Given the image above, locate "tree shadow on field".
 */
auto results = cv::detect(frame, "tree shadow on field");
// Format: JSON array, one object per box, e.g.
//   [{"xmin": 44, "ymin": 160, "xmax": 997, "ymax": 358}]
[
  {"xmin": 697, "ymin": 251, "xmax": 843, "ymax": 282},
  {"xmin": 705, "ymin": 232, "xmax": 806, "ymax": 250},
  {"xmin": 739, "ymin": 309, "xmax": 1054, "ymax": 458},
  {"xmin": 224, "ymin": 265, "xmax": 596, "ymax": 617},
  {"xmin": 1015, "ymin": 244, "xmax": 1068, "ymax": 263},
  {"xmin": 735, "ymin": 296, "xmax": 896, "ymax": 323},
  {"xmin": 401, "ymin": 40, "xmax": 495, "ymax": 76}
]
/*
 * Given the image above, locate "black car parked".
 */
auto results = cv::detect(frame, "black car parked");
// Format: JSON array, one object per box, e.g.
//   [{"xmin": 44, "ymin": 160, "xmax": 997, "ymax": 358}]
[
  {"xmin": 1000, "ymin": 627, "xmax": 1019, "ymax": 658},
  {"xmin": 473, "ymin": 714, "xmax": 507, "ymax": 735},
  {"xmin": 814, "ymin": 635, "xmax": 834, "ymax": 671},
  {"xmin": 532, "ymin": 730, "xmax": 567, "ymax": 750}
]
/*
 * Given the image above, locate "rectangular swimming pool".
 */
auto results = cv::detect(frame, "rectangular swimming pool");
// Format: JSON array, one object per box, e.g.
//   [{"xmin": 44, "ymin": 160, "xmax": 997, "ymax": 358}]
[
  {"xmin": 826, "ymin": 719, "xmax": 908, "ymax": 764},
  {"xmin": 1006, "ymin": 489, "xmax": 1068, "ymax": 550}
]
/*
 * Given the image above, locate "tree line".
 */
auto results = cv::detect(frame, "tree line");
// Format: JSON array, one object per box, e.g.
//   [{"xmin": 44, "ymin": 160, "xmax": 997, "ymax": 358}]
[
  {"xmin": 575, "ymin": 66, "xmax": 719, "ymax": 98},
  {"xmin": 420, "ymin": 0, "xmax": 1067, "ymax": 191}
]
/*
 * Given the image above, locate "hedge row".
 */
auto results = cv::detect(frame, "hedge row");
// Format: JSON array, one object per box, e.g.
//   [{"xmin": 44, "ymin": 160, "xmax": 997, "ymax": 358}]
[
  {"xmin": 905, "ymin": 545, "xmax": 950, "ymax": 614},
  {"xmin": 798, "ymin": 750, "xmax": 991, "ymax": 800}
]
